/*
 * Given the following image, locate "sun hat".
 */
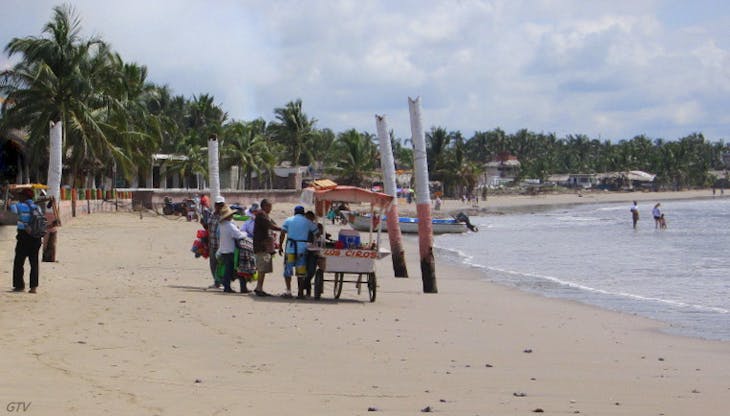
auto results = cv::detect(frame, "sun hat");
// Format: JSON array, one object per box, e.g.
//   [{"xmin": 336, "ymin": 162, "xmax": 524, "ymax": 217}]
[
  {"xmin": 219, "ymin": 204, "xmax": 235, "ymax": 220},
  {"xmin": 294, "ymin": 205, "xmax": 305, "ymax": 214},
  {"xmin": 214, "ymin": 195, "xmax": 225, "ymax": 204}
]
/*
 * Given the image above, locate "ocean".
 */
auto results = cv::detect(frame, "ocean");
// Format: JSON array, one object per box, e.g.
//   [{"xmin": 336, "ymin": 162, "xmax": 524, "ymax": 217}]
[{"xmin": 432, "ymin": 197, "xmax": 730, "ymax": 341}]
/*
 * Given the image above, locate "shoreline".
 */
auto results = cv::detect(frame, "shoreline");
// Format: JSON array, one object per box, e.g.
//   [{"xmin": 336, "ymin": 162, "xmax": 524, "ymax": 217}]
[
  {"xmin": 1, "ymin": 191, "xmax": 728, "ymax": 415},
  {"xmin": 428, "ymin": 189, "xmax": 730, "ymax": 343},
  {"xmin": 399, "ymin": 188, "xmax": 725, "ymax": 217}
]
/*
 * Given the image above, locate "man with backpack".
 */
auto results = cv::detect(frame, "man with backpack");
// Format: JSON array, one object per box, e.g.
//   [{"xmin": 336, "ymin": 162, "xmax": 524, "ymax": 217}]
[{"xmin": 10, "ymin": 188, "xmax": 45, "ymax": 293}]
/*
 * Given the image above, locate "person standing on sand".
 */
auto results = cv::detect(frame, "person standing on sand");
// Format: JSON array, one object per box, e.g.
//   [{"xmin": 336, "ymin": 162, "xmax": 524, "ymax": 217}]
[
  {"xmin": 303, "ymin": 210, "xmax": 321, "ymax": 298},
  {"xmin": 10, "ymin": 188, "xmax": 43, "ymax": 293},
  {"xmin": 252, "ymin": 199, "xmax": 281, "ymax": 297},
  {"xmin": 652, "ymin": 203, "xmax": 662, "ymax": 229},
  {"xmin": 630, "ymin": 200, "xmax": 639, "ymax": 229},
  {"xmin": 216, "ymin": 205, "xmax": 248, "ymax": 293},
  {"xmin": 205, "ymin": 196, "xmax": 226, "ymax": 289},
  {"xmin": 278, "ymin": 205, "xmax": 318, "ymax": 299},
  {"xmin": 199, "ymin": 194, "xmax": 210, "ymax": 224},
  {"xmin": 241, "ymin": 202, "xmax": 259, "ymax": 239}
]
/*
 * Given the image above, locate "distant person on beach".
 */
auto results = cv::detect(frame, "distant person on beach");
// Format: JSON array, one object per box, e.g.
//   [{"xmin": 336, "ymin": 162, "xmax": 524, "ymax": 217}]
[
  {"xmin": 630, "ymin": 200, "xmax": 639, "ymax": 229},
  {"xmin": 659, "ymin": 213, "xmax": 668, "ymax": 229},
  {"xmin": 652, "ymin": 203, "xmax": 662, "ymax": 229},
  {"xmin": 199, "ymin": 194, "xmax": 211, "ymax": 228},
  {"xmin": 10, "ymin": 188, "xmax": 43, "ymax": 293},
  {"xmin": 216, "ymin": 204, "xmax": 248, "ymax": 293},
  {"xmin": 199, "ymin": 194, "xmax": 210, "ymax": 222},
  {"xmin": 278, "ymin": 205, "xmax": 318, "ymax": 299},
  {"xmin": 205, "ymin": 196, "xmax": 226, "ymax": 289},
  {"xmin": 241, "ymin": 203, "xmax": 259, "ymax": 238},
  {"xmin": 252, "ymin": 199, "xmax": 281, "ymax": 297},
  {"xmin": 326, "ymin": 205, "xmax": 337, "ymax": 224}
]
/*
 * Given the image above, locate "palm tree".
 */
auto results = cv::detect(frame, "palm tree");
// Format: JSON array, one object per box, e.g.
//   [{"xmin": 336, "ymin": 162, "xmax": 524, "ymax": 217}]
[
  {"xmin": 186, "ymin": 93, "xmax": 227, "ymax": 144},
  {"xmin": 330, "ymin": 129, "xmax": 378, "ymax": 186},
  {"xmin": 0, "ymin": 5, "xmax": 141, "ymax": 186},
  {"xmin": 221, "ymin": 119, "xmax": 273, "ymax": 189},
  {"xmin": 465, "ymin": 130, "xmax": 491, "ymax": 164},
  {"xmin": 391, "ymin": 135, "xmax": 413, "ymax": 170},
  {"xmin": 167, "ymin": 135, "xmax": 208, "ymax": 189},
  {"xmin": 308, "ymin": 128, "xmax": 337, "ymax": 175},
  {"xmin": 99, "ymin": 58, "xmax": 163, "ymax": 185},
  {"xmin": 269, "ymin": 99, "xmax": 317, "ymax": 166}
]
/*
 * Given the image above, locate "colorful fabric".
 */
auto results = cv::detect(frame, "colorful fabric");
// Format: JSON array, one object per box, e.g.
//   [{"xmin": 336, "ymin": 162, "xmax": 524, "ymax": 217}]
[
  {"xmin": 206, "ymin": 212, "xmax": 221, "ymax": 252},
  {"xmin": 236, "ymin": 237, "xmax": 256, "ymax": 274},
  {"xmin": 283, "ymin": 251, "xmax": 307, "ymax": 278}
]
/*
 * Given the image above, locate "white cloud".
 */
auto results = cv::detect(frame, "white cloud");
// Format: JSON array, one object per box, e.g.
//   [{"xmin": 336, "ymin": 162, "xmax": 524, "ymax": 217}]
[{"xmin": 1, "ymin": 0, "xmax": 729, "ymax": 141}]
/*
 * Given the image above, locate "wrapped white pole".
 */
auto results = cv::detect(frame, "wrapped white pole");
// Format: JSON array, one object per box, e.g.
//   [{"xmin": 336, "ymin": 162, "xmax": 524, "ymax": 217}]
[
  {"xmin": 207, "ymin": 135, "xmax": 221, "ymax": 201},
  {"xmin": 44, "ymin": 120, "xmax": 63, "ymax": 262},
  {"xmin": 408, "ymin": 97, "xmax": 437, "ymax": 293},
  {"xmin": 376, "ymin": 114, "xmax": 408, "ymax": 278},
  {"xmin": 47, "ymin": 121, "xmax": 63, "ymax": 203}
]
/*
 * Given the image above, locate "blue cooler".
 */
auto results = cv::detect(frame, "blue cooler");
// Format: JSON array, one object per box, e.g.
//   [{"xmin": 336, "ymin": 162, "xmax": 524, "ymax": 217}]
[{"xmin": 338, "ymin": 230, "xmax": 361, "ymax": 248}]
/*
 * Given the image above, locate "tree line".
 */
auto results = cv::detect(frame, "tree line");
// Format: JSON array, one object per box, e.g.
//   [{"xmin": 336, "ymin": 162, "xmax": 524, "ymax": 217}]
[{"xmin": 2, "ymin": 5, "xmax": 727, "ymax": 197}]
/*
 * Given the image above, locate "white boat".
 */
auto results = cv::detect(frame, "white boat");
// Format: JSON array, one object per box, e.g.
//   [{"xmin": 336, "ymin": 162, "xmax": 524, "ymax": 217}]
[{"xmin": 349, "ymin": 213, "xmax": 474, "ymax": 234}]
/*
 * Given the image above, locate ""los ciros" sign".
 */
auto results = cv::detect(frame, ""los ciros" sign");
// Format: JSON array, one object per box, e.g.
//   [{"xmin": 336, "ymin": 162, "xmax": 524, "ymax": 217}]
[{"xmin": 322, "ymin": 249, "xmax": 377, "ymax": 258}]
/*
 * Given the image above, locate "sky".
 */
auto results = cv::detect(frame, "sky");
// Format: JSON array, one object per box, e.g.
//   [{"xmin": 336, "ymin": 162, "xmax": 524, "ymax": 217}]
[{"xmin": 2, "ymin": 0, "xmax": 730, "ymax": 143}]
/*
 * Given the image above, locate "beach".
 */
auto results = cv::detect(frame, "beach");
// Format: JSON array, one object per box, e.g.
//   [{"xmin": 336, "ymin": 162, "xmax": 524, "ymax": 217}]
[{"xmin": 1, "ymin": 190, "xmax": 729, "ymax": 415}]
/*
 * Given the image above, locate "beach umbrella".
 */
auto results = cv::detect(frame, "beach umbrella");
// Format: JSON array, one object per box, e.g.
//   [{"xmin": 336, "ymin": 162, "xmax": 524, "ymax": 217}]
[
  {"xmin": 408, "ymin": 97, "xmax": 437, "ymax": 293},
  {"xmin": 376, "ymin": 114, "xmax": 408, "ymax": 278}
]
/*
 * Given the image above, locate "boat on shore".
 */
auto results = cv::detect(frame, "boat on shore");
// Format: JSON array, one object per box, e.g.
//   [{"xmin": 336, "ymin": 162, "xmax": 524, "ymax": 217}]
[{"xmin": 348, "ymin": 212, "xmax": 477, "ymax": 234}]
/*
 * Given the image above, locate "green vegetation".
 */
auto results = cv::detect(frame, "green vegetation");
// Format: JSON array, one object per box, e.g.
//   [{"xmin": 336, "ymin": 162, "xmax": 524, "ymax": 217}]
[{"xmin": 1, "ymin": 5, "xmax": 727, "ymax": 196}]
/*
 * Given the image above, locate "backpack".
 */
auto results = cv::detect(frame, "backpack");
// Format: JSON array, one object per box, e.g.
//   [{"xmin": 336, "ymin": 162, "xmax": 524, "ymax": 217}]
[{"xmin": 25, "ymin": 204, "xmax": 48, "ymax": 239}]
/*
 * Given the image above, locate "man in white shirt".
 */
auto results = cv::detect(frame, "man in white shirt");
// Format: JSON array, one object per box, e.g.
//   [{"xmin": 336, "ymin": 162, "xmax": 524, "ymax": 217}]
[{"xmin": 217, "ymin": 204, "xmax": 248, "ymax": 293}]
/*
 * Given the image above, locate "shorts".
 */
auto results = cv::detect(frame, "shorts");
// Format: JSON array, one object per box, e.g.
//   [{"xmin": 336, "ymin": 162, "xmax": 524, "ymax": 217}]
[
  {"xmin": 283, "ymin": 252, "xmax": 307, "ymax": 278},
  {"xmin": 255, "ymin": 252, "xmax": 273, "ymax": 273}
]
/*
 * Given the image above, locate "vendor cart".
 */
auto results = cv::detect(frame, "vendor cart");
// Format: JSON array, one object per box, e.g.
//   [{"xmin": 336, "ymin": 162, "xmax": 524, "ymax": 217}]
[{"xmin": 301, "ymin": 185, "xmax": 393, "ymax": 302}]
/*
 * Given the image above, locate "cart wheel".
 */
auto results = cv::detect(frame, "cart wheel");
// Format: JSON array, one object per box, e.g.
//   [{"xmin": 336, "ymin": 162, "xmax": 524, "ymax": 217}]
[
  {"xmin": 333, "ymin": 272, "xmax": 344, "ymax": 299},
  {"xmin": 314, "ymin": 269, "xmax": 324, "ymax": 300},
  {"xmin": 367, "ymin": 272, "xmax": 377, "ymax": 302}
]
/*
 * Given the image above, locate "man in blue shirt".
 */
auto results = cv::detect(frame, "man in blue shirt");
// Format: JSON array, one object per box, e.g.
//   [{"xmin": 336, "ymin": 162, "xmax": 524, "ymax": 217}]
[
  {"xmin": 10, "ymin": 188, "xmax": 43, "ymax": 293},
  {"xmin": 278, "ymin": 205, "xmax": 318, "ymax": 298}
]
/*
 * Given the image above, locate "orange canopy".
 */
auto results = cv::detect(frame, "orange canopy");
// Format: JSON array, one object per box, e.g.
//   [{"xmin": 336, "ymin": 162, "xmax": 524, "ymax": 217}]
[{"xmin": 301, "ymin": 186, "xmax": 393, "ymax": 210}]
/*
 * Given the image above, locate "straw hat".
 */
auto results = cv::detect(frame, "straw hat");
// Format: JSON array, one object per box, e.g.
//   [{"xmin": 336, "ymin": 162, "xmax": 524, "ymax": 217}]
[{"xmin": 219, "ymin": 204, "xmax": 236, "ymax": 220}]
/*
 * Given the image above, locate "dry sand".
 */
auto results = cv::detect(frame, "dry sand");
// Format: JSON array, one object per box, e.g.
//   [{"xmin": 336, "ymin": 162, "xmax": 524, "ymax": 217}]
[{"xmin": 1, "ymin": 190, "xmax": 728, "ymax": 415}]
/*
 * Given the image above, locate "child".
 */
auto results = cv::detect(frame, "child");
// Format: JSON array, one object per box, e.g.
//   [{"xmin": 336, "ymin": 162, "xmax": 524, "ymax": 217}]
[{"xmin": 659, "ymin": 213, "xmax": 668, "ymax": 229}]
